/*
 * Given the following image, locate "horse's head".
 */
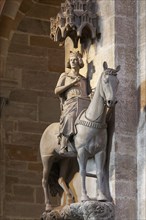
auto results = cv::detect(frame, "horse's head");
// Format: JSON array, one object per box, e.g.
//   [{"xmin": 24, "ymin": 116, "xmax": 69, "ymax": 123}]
[{"xmin": 100, "ymin": 61, "xmax": 120, "ymax": 108}]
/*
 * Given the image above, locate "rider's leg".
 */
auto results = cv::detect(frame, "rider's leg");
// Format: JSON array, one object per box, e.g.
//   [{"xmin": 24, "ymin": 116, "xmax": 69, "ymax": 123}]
[{"xmin": 59, "ymin": 135, "xmax": 68, "ymax": 154}]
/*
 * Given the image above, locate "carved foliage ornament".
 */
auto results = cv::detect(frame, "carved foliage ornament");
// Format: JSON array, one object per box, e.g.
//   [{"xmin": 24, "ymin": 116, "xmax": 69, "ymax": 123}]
[{"xmin": 50, "ymin": 0, "xmax": 100, "ymax": 48}]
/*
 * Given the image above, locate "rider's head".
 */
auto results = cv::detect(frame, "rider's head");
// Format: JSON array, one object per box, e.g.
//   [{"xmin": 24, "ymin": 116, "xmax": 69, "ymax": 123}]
[{"xmin": 66, "ymin": 51, "xmax": 84, "ymax": 69}]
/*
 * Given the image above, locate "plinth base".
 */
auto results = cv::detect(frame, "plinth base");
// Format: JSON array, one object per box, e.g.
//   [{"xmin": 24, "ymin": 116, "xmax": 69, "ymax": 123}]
[{"xmin": 41, "ymin": 201, "xmax": 114, "ymax": 220}]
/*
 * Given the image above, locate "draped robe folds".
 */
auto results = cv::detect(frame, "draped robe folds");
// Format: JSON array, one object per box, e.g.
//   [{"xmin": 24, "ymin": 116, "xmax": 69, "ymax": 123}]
[{"xmin": 55, "ymin": 72, "xmax": 91, "ymax": 138}]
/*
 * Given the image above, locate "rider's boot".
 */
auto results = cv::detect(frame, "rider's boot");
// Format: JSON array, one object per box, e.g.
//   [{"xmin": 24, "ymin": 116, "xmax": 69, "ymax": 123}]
[{"xmin": 59, "ymin": 136, "xmax": 68, "ymax": 154}]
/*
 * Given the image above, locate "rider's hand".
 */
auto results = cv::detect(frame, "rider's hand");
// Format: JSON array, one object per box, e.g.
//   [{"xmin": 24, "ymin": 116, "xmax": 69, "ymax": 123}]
[{"xmin": 74, "ymin": 76, "xmax": 81, "ymax": 83}]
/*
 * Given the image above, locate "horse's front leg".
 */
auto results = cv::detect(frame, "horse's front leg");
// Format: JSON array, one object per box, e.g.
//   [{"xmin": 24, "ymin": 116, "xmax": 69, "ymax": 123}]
[
  {"xmin": 42, "ymin": 156, "xmax": 53, "ymax": 212},
  {"xmin": 95, "ymin": 151, "xmax": 107, "ymax": 201},
  {"xmin": 77, "ymin": 148, "xmax": 89, "ymax": 201}
]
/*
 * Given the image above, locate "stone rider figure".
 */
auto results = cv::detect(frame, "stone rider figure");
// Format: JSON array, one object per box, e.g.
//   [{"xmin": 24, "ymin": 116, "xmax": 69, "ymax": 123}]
[{"xmin": 54, "ymin": 51, "xmax": 92, "ymax": 154}]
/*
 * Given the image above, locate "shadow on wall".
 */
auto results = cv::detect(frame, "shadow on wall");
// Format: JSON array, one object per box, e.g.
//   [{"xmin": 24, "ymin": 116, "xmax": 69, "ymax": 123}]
[{"xmin": 137, "ymin": 80, "xmax": 146, "ymax": 131}]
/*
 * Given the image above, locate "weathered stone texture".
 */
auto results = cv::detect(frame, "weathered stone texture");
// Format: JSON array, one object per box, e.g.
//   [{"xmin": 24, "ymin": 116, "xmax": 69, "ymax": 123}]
[
  {"xmin": 115, "ymin": 0, "xmax": 137, "ymax": 17},
  {"xmin": 38, "ymin": 96, "xmax": 60, "ymax": 122},
  {"xmin": 115, "ymin": 198, "xmax": 137, "ymax": 220},
  {"xmin": 9, "ymin": 43, "xmax": 48, "ymax": 57},
  {"xmin": 114, "ymin": 1, "xmax": 138, "ymax": 220},
  {"xmin": 19, "ymin": 0, "xmax": 35, "ymax": 14},
  {"xmin": 0, "ymin": 37, "xmax": 9, "ymax": 57},
  {"xmin": 6, "ymin": 145, "xmax": 38, "ymax": 161},
  {"xmin": 4, "ymin": 102, "xmax": 37, "ymax": 121},
  {"xmin": 6, "ymin": 169, "xmax": 42, "ymax": 186},
  {"xmin": 11, "ymin": 32, "xmax": 28, "ymax": 45},
  {"xmin": 22, "ymin": 70, "xmax": 57, "ymax": 91},
  {"xmin": 0, "ymin": 15, "xmax": 14, "ymax": 38},
  {"xmin": 2, "ymin": 0, "xmax": 20, "ymax": 19},
  {"xmin": 18, "ymin": 17, "xmax": 50, "ymax": 35},
  {"xmin": 8, "ymin": 132, "xmax": 41, "ymax": 147},
  {"xmin": 115, "ymin": 154, "xmax": 137, "ymax": 182},
  {"xmin": 0, "ymin": 0, "xmax": 145, "ymax": 220},
  {"xmin": 7, "ymin": 185, "xmax": 35, "ymax": 203},
  {"xmin": 30, "ymin": 35, "xmax": 61, "ymax": 49},
  {"xmin": 9, "ymin": 89, "xmax": 39, "ymax": 105},
  {"xmin": 115, "ymin": 180, "xmax": 137, "ymax": 199},
  {"xmin": 37, "ymin": 0, "xmax": 62, "ymax": 6},
  {"xmin": 115, "ymin": 17, "xmax": 137, "ymax": 47},
  {"xmin": 7, "ymin": 54, "xmax": 48, "ymax": 71},
  {"xmin": 28, "ymin": 162, "xmax": 42, "ymax": 172},
  {"xmin": 0, "ymin": 3, "xmax": 64, "ymax": 219},
  {"xmin": 27, "ymin": 4, "xmax": 59, "ymax": 20},
  {"xmin": 5, "ymin": 176, "xmax": 19, "ymax": 194},
  {"xmin": 48, "ymin": 49, "xmax": 65, "ymax": 73},
  {"xmin": 137, "ymin": 0, "xmax": 146, "ymax": 219},
  {"xmin": 17, "ymin": 121, "xmax": 48, "ymax": 134},
  {"xmin": 5, "ymin": 202, "xmax": 44, "ymax": 219}
]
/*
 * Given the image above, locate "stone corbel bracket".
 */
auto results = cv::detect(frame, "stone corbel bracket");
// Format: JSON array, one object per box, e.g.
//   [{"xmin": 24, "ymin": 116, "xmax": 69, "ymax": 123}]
[
  {"xmin": 50, "ymin": 0, "xmax": 101, "ymax": 48},
  {"xmin": 41, "ymin": 201, "xmax": 114, "ymax": 220}
]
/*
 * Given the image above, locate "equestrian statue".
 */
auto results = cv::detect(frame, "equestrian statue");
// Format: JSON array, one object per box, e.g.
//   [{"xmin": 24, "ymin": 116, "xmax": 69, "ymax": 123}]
[{"xmin": 40, "ymin": 51, "xmax": 120, "ymax": 212}]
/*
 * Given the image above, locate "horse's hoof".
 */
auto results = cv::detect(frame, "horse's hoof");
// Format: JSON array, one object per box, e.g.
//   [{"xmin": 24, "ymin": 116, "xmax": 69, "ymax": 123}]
[
  {"xmin": 66, "ymin": 197, "xmax": 74, "ymax": 205},
  {"xmin": 97, "ymin": 194, "xmax": 107, "ymax": 202},
  {"xmin": 45, "ymin": 204, "xmax": 53, "ymax": 212},
  {"xmin": 81, "ymin": 195, "xmax": 90, "ymax": 202}
]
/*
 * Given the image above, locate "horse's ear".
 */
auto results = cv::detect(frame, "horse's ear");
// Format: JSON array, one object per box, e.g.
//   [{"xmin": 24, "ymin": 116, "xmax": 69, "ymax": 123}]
[
  {"xmin": 116, "ymin": 65, "xmax": 121, "ymax": 73},
  {"xmin": 103, "ymin": 61, "xmax": 108, "ymax": 70}
]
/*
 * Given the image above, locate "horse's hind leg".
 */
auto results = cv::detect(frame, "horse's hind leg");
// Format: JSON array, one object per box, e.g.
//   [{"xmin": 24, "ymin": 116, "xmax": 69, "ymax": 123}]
[
  {"xmin": 42, "ymin": 156, "xmax": 53, "ymax": 212},
  {"xmin": 95, "ymin": 151, "xmax": 107, "ymax": 201},
  {"xmin": 58, "ymin": 159, "xmax": 74, "ymax": 205},
  {"xmin": 77, "ymin": 149, "xmax": 89, "ymax": 201}
]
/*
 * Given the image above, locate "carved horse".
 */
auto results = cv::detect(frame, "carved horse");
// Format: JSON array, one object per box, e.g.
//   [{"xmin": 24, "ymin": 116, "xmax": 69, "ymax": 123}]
[
  {"xmin": 74, "ymin": 61, "xmax": 120, "ymax": 201},
  {"xmin": 40, "ymin": 124, "xmax": 78, "ymax": 211},
  {"xmin": 40, "ymin": 62, "xmax": 120, "ymax": 211}
]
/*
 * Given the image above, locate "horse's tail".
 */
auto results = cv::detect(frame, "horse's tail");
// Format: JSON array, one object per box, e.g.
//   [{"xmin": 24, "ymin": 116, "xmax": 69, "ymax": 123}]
[{"xmin": 48, "ymin": 162, "xmax": 63, "ymax": 197}]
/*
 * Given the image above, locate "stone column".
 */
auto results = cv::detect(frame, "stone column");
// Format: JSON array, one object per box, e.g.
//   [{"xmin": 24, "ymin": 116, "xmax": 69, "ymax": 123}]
[
  {"xmin": 137, "ymin": 0, "xmax": 146, "ymax": 219},
  {"xmin": 114, "ymin": 0, "xmax": 137, "ymax": 219}
]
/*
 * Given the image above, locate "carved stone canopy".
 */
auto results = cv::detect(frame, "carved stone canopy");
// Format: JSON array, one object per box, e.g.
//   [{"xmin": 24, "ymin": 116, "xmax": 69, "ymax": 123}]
[{"xmin": 50, "ymin": 0, "xmax": 100, "ymax": 48}]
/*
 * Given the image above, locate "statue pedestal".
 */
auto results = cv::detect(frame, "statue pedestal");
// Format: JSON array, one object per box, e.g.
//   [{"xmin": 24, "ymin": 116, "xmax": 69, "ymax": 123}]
[{"xmin": 41, "ymin": 201, "xmax": 114, "ymax": 220}]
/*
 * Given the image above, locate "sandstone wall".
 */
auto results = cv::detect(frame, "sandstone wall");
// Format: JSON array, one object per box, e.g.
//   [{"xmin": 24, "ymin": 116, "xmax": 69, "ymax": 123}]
[
  {"xmin": 0, "ymin": 1, "xmax": 64, "ymax": 219},
  {"xmin": 0, "ymin": 0, "xmax": 145, "ymax": 220}
]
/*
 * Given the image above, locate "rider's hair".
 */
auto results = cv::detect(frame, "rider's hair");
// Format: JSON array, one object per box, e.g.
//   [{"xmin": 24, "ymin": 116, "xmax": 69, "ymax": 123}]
[{"xmin": 66, "ymin": 51, "xmax": 84, "ymax": 69}]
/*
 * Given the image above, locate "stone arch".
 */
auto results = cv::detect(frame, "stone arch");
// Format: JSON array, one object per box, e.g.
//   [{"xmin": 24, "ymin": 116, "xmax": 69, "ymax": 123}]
[{"xmin": 0, "ymin": 0, "xmax": 36, "ymax": 78}]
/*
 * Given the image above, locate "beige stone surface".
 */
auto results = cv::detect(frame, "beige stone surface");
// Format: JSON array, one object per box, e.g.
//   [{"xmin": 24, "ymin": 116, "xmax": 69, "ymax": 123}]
[
  {"xmin": 18, "ymin": 17, "xmax": 50, "ymax": 35},
  {"xmin": 9, "ymin": 43, "xmax": 48, "ymax": 57},
  {"xmin": 27, "ymin": 4, "xmax": 59, "ymax": 20},
  {"xmin": 6, "ymin": 144, "xmax": 38, "ymax": 161},
  {"xmin": 0, "ymin": 0, "xmax": 145, "ymax": 219},
  {"xmin": 7, "ymin": 54, "xmax": 48, "ymax": 71},
  {"xmin": 11, "ymin": 32, "xmax": 28, "ymax": 45},
  {"xmin": 115, "ymin": 198, "xmax": 137, "ymax": 220},
  {"xmin": 30, "ymin": 35, "xmax": 61, "ymax": 49},
  {"xmin": 4, "ymin": 102, "xmax": 37, "ymax": 121},
  {"xmin": 0, "ymin": 15, "xmax": 14, "ymax": 38},
  {"xmin": 38, "ymin": 96, "xmax": 60, "ymax": 122},
  {"xmin": 19, "ymin": 0, "xmax": 34, "ymax": 14},
  {"xmin": 2, "ymin": 0, "xmax": 20, "ymax": 19}
]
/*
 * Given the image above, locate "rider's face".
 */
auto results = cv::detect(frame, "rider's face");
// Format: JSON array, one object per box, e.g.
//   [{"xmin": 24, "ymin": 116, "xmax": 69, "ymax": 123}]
[{"xmin": 70, "ymin": 57, "xmax": 79, "ymax": 69}]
